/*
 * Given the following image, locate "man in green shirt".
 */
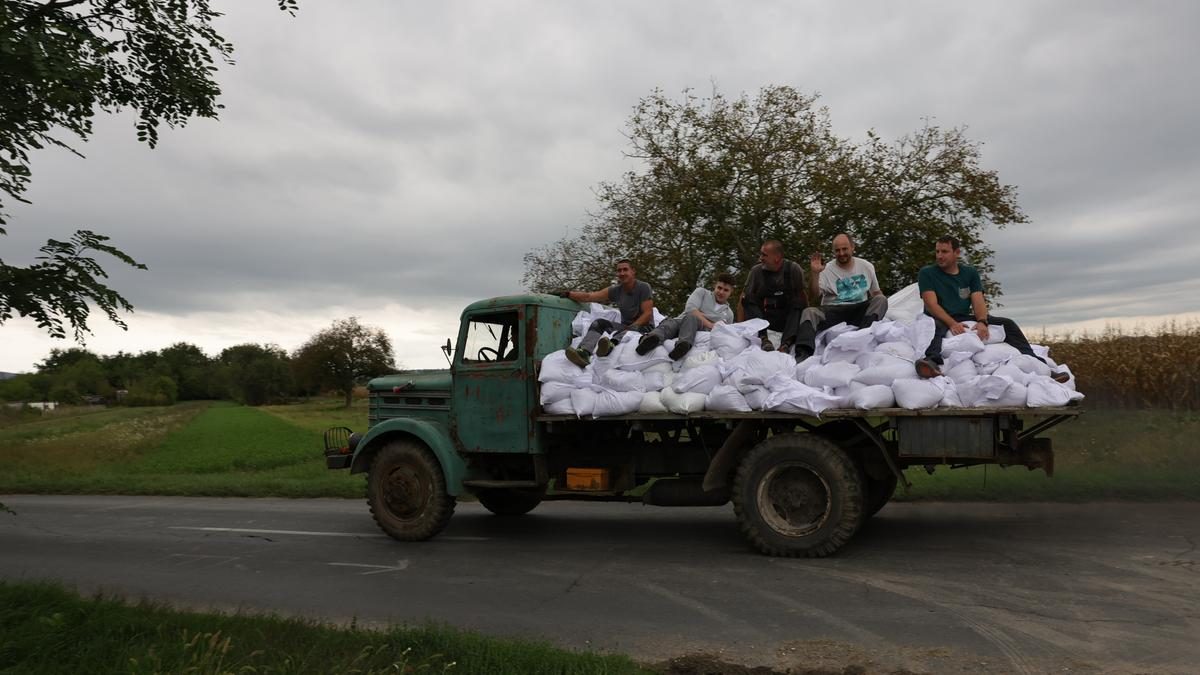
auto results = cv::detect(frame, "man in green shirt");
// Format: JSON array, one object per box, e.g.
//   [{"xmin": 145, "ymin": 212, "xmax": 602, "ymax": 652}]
[{"xmin": 915, "ymin": 236, "xmax": 1069, "ymax": 383}]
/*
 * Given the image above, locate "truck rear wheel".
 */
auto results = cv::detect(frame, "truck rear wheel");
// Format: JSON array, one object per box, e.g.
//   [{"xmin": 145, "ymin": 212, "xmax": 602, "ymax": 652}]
[
  {"xmin": 732, "ymin": 433, "xmax": 865, "ymax": 558},
  {"xmin": 367, "ymin": 440, "xmax": 455, "ymax": 541},
  {"xmin": 475, "ymin": 488, "xmax": 544, "ymax": 516},
  {"xmin": 864, "ymin": 471, "xmax": 898, "ymax": 519}
]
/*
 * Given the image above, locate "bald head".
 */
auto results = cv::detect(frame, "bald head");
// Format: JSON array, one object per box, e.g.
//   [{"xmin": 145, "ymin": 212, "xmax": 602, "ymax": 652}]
[{"xmin": 832, "ymin": 232, "xmax": 855, "ymax": 266}]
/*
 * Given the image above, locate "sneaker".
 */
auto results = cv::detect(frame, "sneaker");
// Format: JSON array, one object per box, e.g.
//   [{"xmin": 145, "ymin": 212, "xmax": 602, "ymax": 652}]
[
  {"xmin": 1051, "ymin": 370, "xmax": 1071, "ymax": 384},
  {"xmin": 914, "ymin": 358, "xmax": 942, "ymax": 379},
  {"xmin": 596, "ymin": 337, "xmax": 614, "ymax": 357},
  {"xmin": 760, "ymin": 335, "xmax": 775, "ymax": 352},
  {"xmin": 565, "ymin": 347, "xmax": 591, "ymax": 368},
  {"xmin": 668, "ymin": 340, "xmax": 692, "ymax": 361},
  {"xmin": 635, "ymin": 334, "xmax": 661, "ymax": 356}
]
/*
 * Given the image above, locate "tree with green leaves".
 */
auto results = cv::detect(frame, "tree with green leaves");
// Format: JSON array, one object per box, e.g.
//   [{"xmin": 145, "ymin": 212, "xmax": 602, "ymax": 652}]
[
  {"xmin": 217, "ymin": 343, "xmax": 292, "ymax": 406},
  {"xmin": 0, "ymin": 0, "xmax": 297, "ymax": 339},
  {"xmin": 293, "ymin": 317, "xmax": 396, "ymax": 408},
  {"xmin": 523, "ymin": 85, "xmax": 1027, "ymax": 317}
]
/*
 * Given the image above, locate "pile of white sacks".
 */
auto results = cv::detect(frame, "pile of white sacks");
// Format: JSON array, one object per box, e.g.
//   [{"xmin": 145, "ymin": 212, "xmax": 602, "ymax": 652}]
[{"xmin": 539, "ymin": 284, "xmax": 1083, "ymax": 418}]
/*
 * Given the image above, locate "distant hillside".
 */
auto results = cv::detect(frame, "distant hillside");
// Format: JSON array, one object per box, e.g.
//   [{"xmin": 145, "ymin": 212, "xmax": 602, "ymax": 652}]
[{"xmin": 0, "ymin": 372, "xmax": 19, "ymax": 380}]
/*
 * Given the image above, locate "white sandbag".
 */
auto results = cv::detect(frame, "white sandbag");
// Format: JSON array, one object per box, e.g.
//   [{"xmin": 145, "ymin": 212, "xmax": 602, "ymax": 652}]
[
  {"xmin": 848, "ymin": 380, "xmax": 869, "ymax": 393},
  {"xmin": 539, "ymin": 351, "xmax": 588, "ymax": 384},
  {"xmin": 672, "ymin": 364, "xmax": 723, "ymax": 395},
  {"xmin": 963, "ymin": 321, "xmax": 1007, "ymax": 345},
  {"xmin": 742, "ymin": 386, "xmax": 769, "ymax": 410},
  {"xmin": 539, "ymin": 381, "xmax": 574, "ymax": 405},
  {"xmin": 944, "ymin": 358, "xmax": 979, "ymax": 383},
  {"xmin": 710, "ymin": 322, "xmax": 751, "ymax": 360},
  {"xmin": 794, "ymin": 355, "xmax": 821, "ymax": 381},
  {"xmin": 992, "ymin": 363, "xmax": 1032, "ymax": 385},
  {"xmin": 941, "ymin": 332, "xmax": 985, "ymax": 355},
  {"xmin": 829, "ymin": 327, "xmax": 876, "ymax": 352},
  {"xmin": 729, "ymin": 318, "xmax": 770, "ymax": 337},
  {"xmin": 850, "ymin": 384, "xmax": 895, "ymax": 410},
  {"xmin": 706, "ymin": 384, "xmax": 752, "ymax": 412},
  {"xmin": 681, "ymin": 348, "xmax": 719, "ymax": 370},
  {"xmin": 821, "ymin": 346, "xmax": 862, "ymax": 365},
  {"xmin": 615, "ymin": 340, "xmax": 672, "ymax": 371},
  {"xmin": 939, "ymin": 380, "xmax": 964, "ymax": 408},
  {"xmin": 571, "ymin": 304, "xmax": 621, "ymax": 337},
  {"xmin": 596, "ymin": 368, "xmax": 645, "ymax": 392},
  {"xmin": 692, "ymin": 331, "xmax": 712, "ymax": 349},
  {"xmin": 853, "ymin": 361, "xmax": 918, "ymax": 386},
  {"xmin": 569, "ymin": 388, "xmax": 596, "ymax": 418},
  {"xmin": 1009, "ymin": 354, "xmax": 1052, "ymax": 377},
  {"xmin": 884, "ymin": 283, "xmax": 922, "ymax": 323},
  {"xmin": 543, "ymin": 397, "xmax": 574, "ymax": 415},
  {"xmin": 975, "ymin": 361, "xmax": 1003, "ymax": 375},
  {"xmin": 907, "ymin": 314, "xmax": 936, "ymax": 356},
  {"xmin": 973, "ymin": 343, "xmax": 1022, "ymax": 365},
  {"xmin": 764, "ymin": 380, "xmax": 843, "ymax": 415},
  {"xmin": 814, "ymin": 322, "xmax": 855, "ymax": 353},
  {"xmin": 871, "ymin": 319, "xmax": 909, "ymax": 344},
  {"xmin": 893, "ymin": 377, "xmax": 947, "ymax": 409},
  {"xmin": 1025, "ymin": 377, "xmax": 1070, "ymax": 407},
  {"xmin": 1031, "ymin": 343, "xmax": 1051, "ymax": 360},
  {"xmin": 642, "ymin": 370, "xmax": 666, "ymax": 392},
  {"xmin": 980, "ymin": 381, "xmax": 1028, "ymax": 407},
  {"xmin": 856, "ymin": 351, "xmax": 909, "ymax": 370},
  {"xmin": 591, "ymin": 388, "xmax": 644, "ymax": 417},
  {"xmin": 661, "ymin": 387, "xmax": 707, "ymax": 414},
  {"xmin": 638, "ymin": 391, "xmax": 668, "ymax": 413},
  {"xmin": 722, "ymin": 350, "xmax": 795, "ymax": 385},
  {"xmin": 804, "ymin": 361, "xmax": 861, "ymax": 388},
  {"xmin": 875, "ymin": 341, "xmax": 916, "ymax": 360}
]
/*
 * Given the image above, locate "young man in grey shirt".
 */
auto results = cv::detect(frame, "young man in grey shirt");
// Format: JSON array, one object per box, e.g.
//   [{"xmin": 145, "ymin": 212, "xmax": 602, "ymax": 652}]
[
  {"xmin": 635, "ymin": 273, "xmax": 736, "ymax": 360},
  {"xmin": 556, "ymin": 259, "xmax": 654, "ymax": 368}
]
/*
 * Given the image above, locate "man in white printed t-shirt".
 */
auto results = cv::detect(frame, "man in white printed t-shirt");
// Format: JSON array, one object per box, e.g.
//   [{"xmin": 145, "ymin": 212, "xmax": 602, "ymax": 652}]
[
  {"xmin": 635, "ymin": 273, "xmax": 736, "ymax": 360},
  {"xmin": 794, "ymin": 232, "xmax": 888, "ymax": 361}
]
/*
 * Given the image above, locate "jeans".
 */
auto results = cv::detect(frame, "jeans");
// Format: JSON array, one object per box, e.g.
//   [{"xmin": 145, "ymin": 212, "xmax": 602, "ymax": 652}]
[
  {"xmin": 924, "ymin": 313, "xmax": 1046, "ymax": 365},
  {"xmin": 795, "ymin": 295, "xmax": 889, "ymax": 356}
]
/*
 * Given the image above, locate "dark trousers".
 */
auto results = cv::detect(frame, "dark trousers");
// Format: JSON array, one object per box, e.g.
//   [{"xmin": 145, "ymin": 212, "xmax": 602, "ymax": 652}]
[
  {"xmin": 743, "ymin": 303, "xmax": 802, "ymax": 344},
  {"xmin": 924, "ymin": 314, "xmax": 1046, "ymax": 365},
  {"xmin": 579, "ymin": 318, "xmax": 650, "ymax": 353},
  {"xmin": 795, "ymin": 296, "xmax": 889, "ymax": 356}
]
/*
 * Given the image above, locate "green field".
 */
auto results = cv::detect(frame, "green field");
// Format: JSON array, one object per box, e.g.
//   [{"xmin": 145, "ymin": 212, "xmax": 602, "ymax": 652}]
[
  {"xmin": 1, "ymin": 399, "xmax": 1197, "ymax": 500},
  {"xmin": 0, "ymin": 581, "xmax": 650, "ymax": 675}
]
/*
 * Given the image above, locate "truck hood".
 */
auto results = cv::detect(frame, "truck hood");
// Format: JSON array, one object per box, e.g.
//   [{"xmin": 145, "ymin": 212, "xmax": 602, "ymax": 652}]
[{"xmin": 368, "ymin": 370, "xmax": 451, "ymax": 394}]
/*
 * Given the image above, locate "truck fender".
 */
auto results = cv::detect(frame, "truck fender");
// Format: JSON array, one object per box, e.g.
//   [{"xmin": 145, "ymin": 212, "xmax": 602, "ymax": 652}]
[{"xmin": 349, "ymin": 419, "xmax": 466, "ymax": 496}]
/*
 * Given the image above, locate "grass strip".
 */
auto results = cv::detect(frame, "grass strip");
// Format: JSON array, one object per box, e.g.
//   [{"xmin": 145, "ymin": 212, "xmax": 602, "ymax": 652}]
[{"xmin": 0, "ymin": 581, "xmax": 649, "ymax": 675}]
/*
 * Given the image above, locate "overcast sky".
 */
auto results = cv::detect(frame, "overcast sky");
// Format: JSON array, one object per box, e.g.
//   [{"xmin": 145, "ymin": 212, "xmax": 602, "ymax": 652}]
[{"xmin": 3, "ymin": 0, "xmax": 1198, "ymax": 373}]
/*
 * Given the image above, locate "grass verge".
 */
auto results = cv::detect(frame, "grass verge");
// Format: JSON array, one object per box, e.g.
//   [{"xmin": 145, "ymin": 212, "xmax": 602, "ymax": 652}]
[{"xmin": 0, "ymin": 581, "xmax": 650, "ymax": 675}]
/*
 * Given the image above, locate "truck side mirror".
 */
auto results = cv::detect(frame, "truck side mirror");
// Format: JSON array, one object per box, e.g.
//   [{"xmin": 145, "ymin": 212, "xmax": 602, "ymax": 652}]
[{"xmin": 441, "ymin": 338, "xmax": 453, "ymax": 365}]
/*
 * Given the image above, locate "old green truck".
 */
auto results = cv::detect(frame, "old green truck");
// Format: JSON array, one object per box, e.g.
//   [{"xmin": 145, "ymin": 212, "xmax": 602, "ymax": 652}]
[{"xmin": 325, "ymin": 293, "xmax": 1079, "ymax": 557}]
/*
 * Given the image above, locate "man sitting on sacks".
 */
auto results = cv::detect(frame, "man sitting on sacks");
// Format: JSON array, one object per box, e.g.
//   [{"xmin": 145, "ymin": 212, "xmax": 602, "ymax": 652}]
[
  {"xmin": 555, "ymin": 259, "xmax": 655, "ymax": 368},
  {"xmin": 793, "ymin": 232, "xmax": 889, "ymax": 362},
  {"xmin": 634, "ymin": 272, "xmax": 737, "ymax": 361},
  {"xmin": 914, "ymin": 235, "xmax": 1070, "ymax": 383},
  {"xmin": 740, "ymin": 239, "xmax": 809, "ymax": 353}
]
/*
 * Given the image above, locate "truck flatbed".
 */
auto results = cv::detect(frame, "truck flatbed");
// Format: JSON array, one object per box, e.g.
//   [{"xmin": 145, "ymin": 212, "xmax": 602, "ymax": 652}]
[{"xmin": 536, "ymin": 405, "xmax": 1082, "ymax": 422}]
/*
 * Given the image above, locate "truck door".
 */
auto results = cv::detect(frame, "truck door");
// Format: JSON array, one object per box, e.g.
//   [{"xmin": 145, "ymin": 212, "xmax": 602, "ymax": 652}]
[{"xmin": 450, "ymin": 307, "xmax": 530, "ymax": 453}]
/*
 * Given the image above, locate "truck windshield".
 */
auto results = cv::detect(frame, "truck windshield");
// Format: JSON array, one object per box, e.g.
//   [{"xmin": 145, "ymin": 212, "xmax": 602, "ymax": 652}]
[{"xmin": 461, "ymin": 311, "xmax": 519, "ymax": 363}]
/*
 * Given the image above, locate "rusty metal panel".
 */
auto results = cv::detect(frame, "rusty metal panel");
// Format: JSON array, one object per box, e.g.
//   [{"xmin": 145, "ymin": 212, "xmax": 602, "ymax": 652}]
[{"xmin": 897, "ymin": 416, "xmax": 996, "ymax": 458}]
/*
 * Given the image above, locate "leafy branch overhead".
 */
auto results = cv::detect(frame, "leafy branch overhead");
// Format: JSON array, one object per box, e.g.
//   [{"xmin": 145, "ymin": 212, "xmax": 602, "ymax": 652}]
[
  {"xmin": 523, "ymin": 85, "xmax": 1027, "ymax": 317},
  {"xmin": 0, "ymin": 0, "xmax": 296, "ymax": 339}
]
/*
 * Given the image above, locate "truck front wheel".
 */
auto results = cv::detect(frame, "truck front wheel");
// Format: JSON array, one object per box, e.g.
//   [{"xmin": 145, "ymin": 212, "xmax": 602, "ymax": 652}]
[
  {"xmin": 475, "ymin": 488, "xmax": 545, "ymax": 516},
  {"xmin": 733, "ymin": 433, "xmax": 865, "ymax": 558},
  {"xmin": 367, "ymin": 440, "xmax": 455, "ymax": 541}
]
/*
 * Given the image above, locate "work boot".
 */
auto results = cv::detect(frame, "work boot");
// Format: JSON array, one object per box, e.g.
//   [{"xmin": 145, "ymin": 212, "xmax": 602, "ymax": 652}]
[
  {"xmin": 668, "ymin": 340, "xmax": 692, "ymax": 361},
  {"xmin": 565, "ymin": 347, "xmax": 591, "ymax": 368},
  {"xmin": 596, "ymin": 337, "xmax": 614, "ymax": 357},
  {"xmin": 635, "ymin": 334, "xmax": 661, "ymax": 356},
  {"xmin": 1051, "ymin": 370, "xmax": 1071, "ymax": 384},
  {"xmin": 914, "ymin": 358, "xmax": 942, "ymax": 379},
  {"xmin": 794, "ymin": 345, "xmax": 814, "ymax": 363},
  {"xmin": 760, "ymin": 335, "xmax": 775, "ymax": 352},
  {"xmin": 778, "ymin": 338, "xmax": 795, "ymax": 354}
]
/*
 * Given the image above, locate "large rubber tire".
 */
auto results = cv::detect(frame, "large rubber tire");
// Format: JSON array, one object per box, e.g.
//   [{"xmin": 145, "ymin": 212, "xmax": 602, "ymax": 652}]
[
  {"xmin": 732, "ymin": 433, "xmax": 865, "ymax": 558},
  {"xmin": 475, "ymin": 488, "xmax": 545, "ymax": 516},
  {"xmin": 367, "ymin": 440, "xmax": 455, "ymax": 541},
  {"xmin": 864, "ymin": 470, "xmax": 899, "ymax": 519}
]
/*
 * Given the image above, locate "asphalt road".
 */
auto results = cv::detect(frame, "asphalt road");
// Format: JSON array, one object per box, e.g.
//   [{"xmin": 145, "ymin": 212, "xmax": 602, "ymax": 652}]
[{"xmin": 2, "ymin": 495, "xmax": 1197, "ymax": 674}]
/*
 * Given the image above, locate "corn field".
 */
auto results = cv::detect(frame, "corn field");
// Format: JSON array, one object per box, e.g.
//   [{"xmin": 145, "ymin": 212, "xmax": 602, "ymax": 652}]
[{"xmin": 1041, "ymin": 322, "xmax": 1200, "ymax": 410}]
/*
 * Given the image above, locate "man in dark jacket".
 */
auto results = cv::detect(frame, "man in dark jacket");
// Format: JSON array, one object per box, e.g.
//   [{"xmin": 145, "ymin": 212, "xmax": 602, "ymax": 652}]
[{"xmin": 740, "ymin": 239, "xmax": 808, "ymax": 352}]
